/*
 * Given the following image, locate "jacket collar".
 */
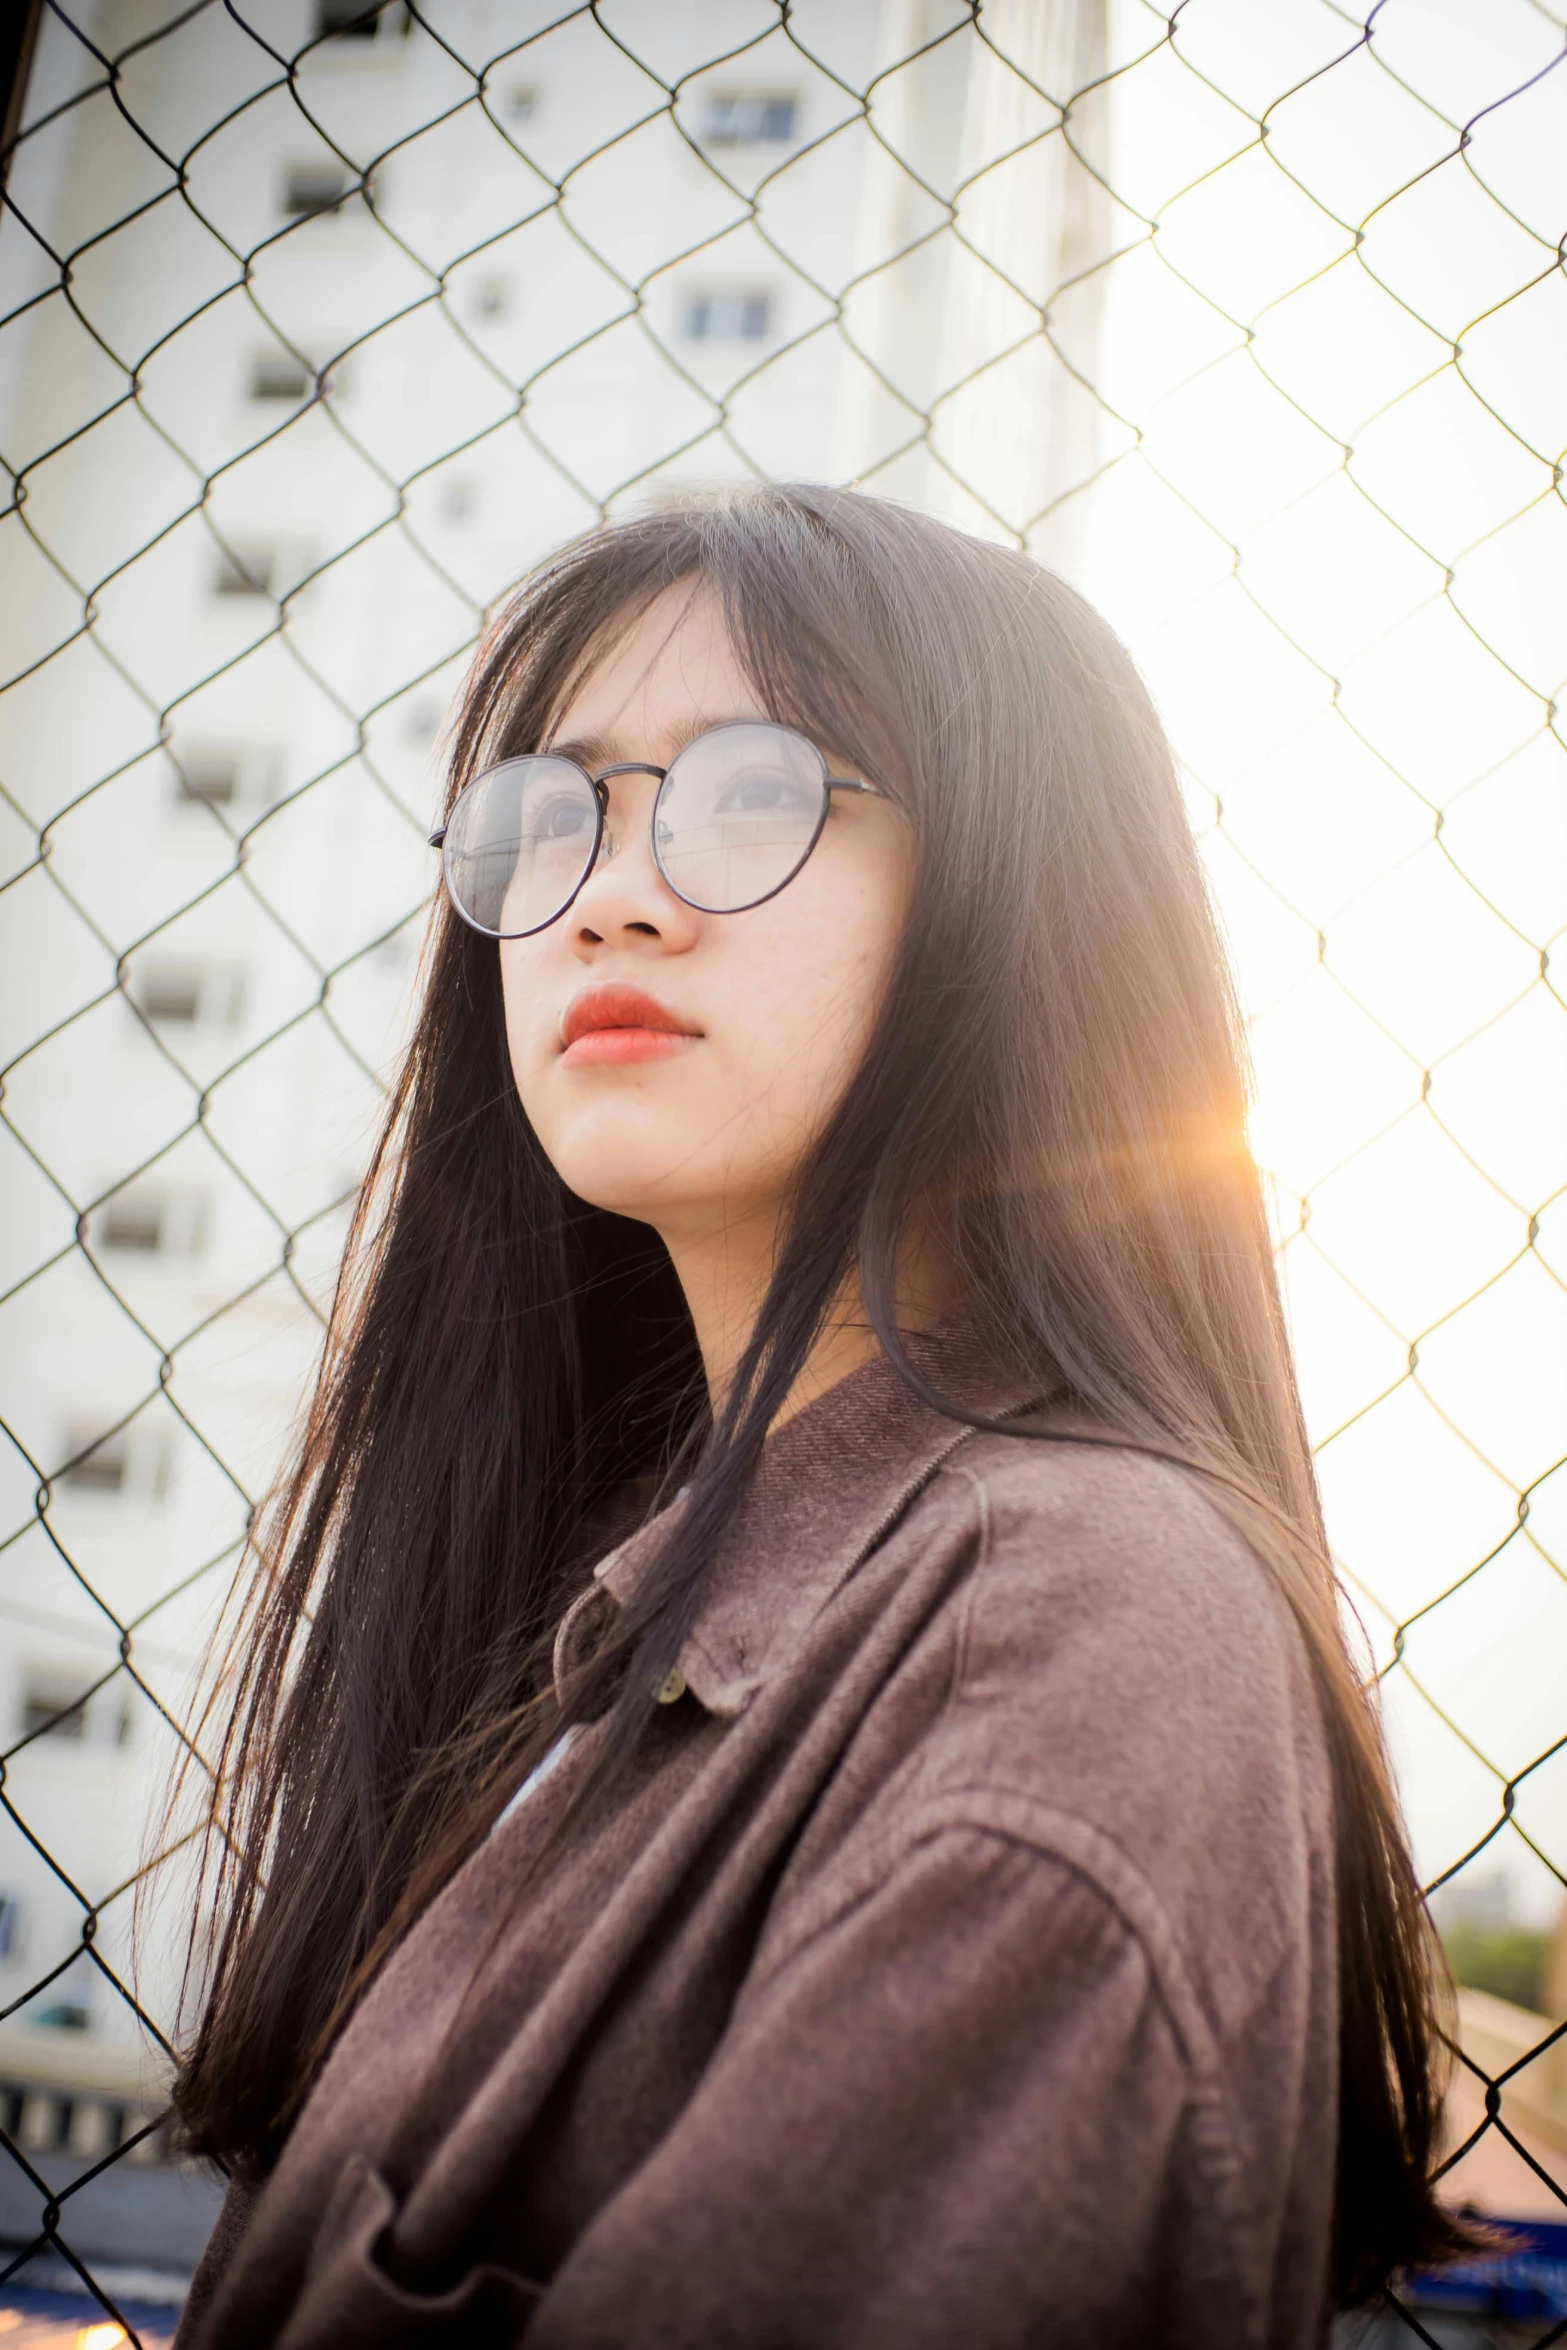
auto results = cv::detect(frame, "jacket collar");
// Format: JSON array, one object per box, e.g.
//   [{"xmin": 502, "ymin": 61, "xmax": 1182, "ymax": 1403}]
[{"xmin": 582, "ymin": 1323, "xmax": 1055, "ymax": 1720}]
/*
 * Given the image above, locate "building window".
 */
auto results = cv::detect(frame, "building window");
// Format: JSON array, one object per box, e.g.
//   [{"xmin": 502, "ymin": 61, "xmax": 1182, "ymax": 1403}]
[
  {"xmin": 248, "ymin": 352, "xmax": 311, "ymax": 403},
  {"xmin": 22, "ymin": 1676, "xmax": 91, "ymax": 1740},
  {"xmin": 169, "ymin": 742, "xmax": 281, "ymax": 813},
  {"xmin": 57, "ymin": 1425, "xmax": 171, "ymax": 1503},
  {"xmin": 317, "ymin": 0, "xmax": 377, "ymax": 31},
  {"xmin": 683, "ymin": 289, "xmax": 773, "ymax": 343},
  {"xmin": 95, "ymin": 1188, "xmax": 206, "ymax": 1258},
  {"xmin": 314, "ymin": 0, "xmax": 411, "ymax": 38},
  {"xmin": 19, "ymin": 1678, "xmax": 135, "ymax": 1757},
  {"xmin": 175, "ymin": 751, "xmax": 239, "ymax": 806},
  {"xmin": 59, "ymin": 1436, "xmax": 128, "ymax": 1496},
  {"xmin": 131, "ymin": 963, "xmax": 244, "ymax": 1028},
  {"xmin": 212, "ymin": 543, "xmax": 276, "ymax": 598},
  {"xmin": 0, "ymin": 1894, "xmax": 19, "ymax": 1960},
  {"xmin": 700, "ymin": 93, "xmax": 797, "ymax": 146},
  {"xmin": 32, "ymin": 1999, "xmax": 90, "ymax": 2033},
  {"xmin": 98, "ymin": 1192, "xmax": 164, "ymax": 1253},
  {"xmin": 284, "ymin": 163, "xmax": 350, "ymax": 219},
  {"xmin": 134, "ymin": 966, "xmax": 200, "ymax": 1023}
]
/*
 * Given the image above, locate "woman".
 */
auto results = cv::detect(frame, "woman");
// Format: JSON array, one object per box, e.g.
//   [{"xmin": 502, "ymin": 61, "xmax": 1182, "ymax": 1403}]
[{"xmin": 171, "ymin": 485, "xmax": 1466, "ymax": 2347}]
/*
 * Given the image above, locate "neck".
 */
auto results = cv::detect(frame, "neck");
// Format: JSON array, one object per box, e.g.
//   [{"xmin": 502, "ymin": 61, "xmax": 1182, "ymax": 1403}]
[{"xmin": 655, "ymin": 1201, "xmax": 950, "ymax": 1435}]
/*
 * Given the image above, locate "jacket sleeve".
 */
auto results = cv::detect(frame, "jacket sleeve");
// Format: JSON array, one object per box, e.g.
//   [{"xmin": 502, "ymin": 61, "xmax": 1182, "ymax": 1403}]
[{"xmin": 526, "ymin": 1819, "xmax": 1218, "ymax": 2350}]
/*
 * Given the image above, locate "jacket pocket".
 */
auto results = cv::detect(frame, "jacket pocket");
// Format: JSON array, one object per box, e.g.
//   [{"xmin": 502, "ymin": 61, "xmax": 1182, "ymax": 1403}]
[{"xmin": 276, "ymin": 2159, "xmax": 541, "ymax": 2350}]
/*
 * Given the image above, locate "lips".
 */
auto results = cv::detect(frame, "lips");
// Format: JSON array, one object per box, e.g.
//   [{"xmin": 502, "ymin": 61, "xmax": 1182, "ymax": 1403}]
[{"xmin": 560, "ymin": 984, "xmax": 703, "ymax": 1068}]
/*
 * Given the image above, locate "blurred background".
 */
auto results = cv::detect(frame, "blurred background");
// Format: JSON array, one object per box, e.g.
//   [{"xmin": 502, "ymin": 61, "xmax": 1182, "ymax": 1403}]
[{"xmin": 0, "ymin": 0, "xmax": 1562, "ymax": 2341}]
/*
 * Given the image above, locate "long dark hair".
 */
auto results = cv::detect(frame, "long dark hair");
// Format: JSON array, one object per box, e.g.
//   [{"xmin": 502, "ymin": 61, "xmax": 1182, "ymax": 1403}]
[{"xmin": 173, "ymin": 484, "xmax": 1469, "ymax": 2303}]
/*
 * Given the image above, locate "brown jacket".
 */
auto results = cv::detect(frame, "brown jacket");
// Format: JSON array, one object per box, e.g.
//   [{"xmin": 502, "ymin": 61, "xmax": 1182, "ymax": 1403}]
[{"xmin": 176, "ymin": 1336, "xmax": 1337, "ymax": 2349}]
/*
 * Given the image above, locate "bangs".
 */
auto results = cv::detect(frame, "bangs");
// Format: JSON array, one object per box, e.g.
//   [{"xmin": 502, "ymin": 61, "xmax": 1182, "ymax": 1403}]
[{"xmin": 457, "ymin": 492, "xmax": 940, "ymax": 824}]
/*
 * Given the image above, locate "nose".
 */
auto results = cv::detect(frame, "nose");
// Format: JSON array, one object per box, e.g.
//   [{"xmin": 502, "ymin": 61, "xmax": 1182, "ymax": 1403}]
[{"xmin": 567, "ymin": 779, "xmax": 700, "ymax": 956}]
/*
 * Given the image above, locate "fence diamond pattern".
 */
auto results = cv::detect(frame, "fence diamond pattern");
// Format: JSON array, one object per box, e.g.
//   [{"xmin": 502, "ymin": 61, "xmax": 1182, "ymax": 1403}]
[{"xmin": 0, "ymin": 1, "xmax": 1563, "ymax": 2339}]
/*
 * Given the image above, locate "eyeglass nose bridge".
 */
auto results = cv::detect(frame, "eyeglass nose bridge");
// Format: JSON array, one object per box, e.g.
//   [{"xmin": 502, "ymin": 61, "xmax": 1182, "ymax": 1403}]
[
  {"xmin": 591, "ymin": 761, "xmax": 667, "ymax": 787},
  {"xmin": 580, "ymin": 764, "xmax": 665, "ymax": 876}
]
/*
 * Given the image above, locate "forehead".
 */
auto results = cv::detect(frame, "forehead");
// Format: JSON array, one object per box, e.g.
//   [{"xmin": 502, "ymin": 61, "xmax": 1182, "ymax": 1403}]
[{"xmin": 549, "ymin": 582, "xmax": 766, "ymax": 764}]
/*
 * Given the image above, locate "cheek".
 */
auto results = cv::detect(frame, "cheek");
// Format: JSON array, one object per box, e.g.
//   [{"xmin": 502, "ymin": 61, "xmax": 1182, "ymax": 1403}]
[
  {"xmin": 726, "ymin": 870, "xmax": 904, "ymax": 1121},
  {"xmin": 500, "ymin": 942, "xmax": 559, "ymax": 1103}
]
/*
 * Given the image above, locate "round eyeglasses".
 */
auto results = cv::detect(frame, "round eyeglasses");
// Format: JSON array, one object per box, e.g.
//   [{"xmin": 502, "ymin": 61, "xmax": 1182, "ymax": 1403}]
[{"xmin": 429, "ymin": 720, "xmax": 885, "ymax": 939}]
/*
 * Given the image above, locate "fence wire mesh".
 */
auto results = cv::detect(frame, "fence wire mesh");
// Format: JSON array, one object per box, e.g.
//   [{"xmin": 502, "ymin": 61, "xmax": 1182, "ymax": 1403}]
[{"xmin": 0, "ymin": 0, "xmax": 1563, "ymax": 2338}]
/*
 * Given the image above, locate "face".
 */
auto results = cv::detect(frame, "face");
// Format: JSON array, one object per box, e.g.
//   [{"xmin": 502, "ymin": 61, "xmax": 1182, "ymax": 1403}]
[{"xmin": 500, "ymin": 586, "xmax": 912, "ymax": 1249}]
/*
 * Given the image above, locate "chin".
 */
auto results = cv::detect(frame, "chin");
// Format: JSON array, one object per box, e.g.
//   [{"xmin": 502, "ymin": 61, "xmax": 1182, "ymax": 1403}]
[
  {"xmin": 547, "ymin": 1141, "xmax": 703, "ymax": 1225},
  {"xmin": 563, "ymin": 1178, "xmax": 678, "ymax": 1224},
  {"xmin": 527, "ymin": 1102, "xmax": 771, "ymax": 1231}
]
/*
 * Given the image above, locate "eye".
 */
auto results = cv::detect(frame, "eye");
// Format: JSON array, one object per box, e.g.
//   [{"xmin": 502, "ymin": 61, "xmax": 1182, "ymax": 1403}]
[
  {"xmin": 713, "ymin": 770, "xmax": 813, "ymax": 816},
  {"xmin": 526, "ymin": 792, "xmax": 594, "ymax": 843}
]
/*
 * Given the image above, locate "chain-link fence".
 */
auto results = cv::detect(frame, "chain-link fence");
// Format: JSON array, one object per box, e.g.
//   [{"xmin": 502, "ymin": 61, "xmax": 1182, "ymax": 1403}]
[{"xmin": 0, "ymin": 0, "xmax": 1563, "ymax": 2340}]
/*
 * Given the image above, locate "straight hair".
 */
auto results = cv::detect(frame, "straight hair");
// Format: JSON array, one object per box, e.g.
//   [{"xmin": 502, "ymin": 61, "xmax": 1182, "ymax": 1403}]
[{"xmin": 173, "ymin": 484, "xmax": 1472, "ymax": 2305}]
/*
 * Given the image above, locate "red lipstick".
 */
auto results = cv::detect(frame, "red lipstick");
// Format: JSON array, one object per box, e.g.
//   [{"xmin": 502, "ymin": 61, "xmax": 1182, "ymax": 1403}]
[{"xmin": 561, "ymin": 984, "xmax": 702, "ymax": 1068}]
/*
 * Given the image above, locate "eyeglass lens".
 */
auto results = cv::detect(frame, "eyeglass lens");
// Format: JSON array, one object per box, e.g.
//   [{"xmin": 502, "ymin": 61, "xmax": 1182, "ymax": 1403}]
[
  {"xmin": 443, "ymin": 754, "xmax": 599, "ymax": 937},
  {"xmin": 441, "ymin": 724, "xmax": 831, "ymax": 937},
  {"xmin": 654, "ymin": 724, "xmax": 827, "ymax": 915}
]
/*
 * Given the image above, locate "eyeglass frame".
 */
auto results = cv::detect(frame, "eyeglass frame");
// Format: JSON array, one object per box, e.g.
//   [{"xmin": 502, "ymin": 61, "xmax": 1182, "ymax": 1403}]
[{"xmin": 428, "ymin": 718, "xmax": 887, "ymax": 939}]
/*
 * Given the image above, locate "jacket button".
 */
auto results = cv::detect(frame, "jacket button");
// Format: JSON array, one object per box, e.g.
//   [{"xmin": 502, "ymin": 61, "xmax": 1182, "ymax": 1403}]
[{"xmin": 654, "ymin": 1668, "xmax": 687, "ymax": 1705}]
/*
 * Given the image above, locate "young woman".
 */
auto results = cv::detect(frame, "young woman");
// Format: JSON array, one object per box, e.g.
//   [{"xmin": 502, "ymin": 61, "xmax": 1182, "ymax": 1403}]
[{"xmin": 171, "ymin": 485, "xmax": 1467, "ymax": 2348}]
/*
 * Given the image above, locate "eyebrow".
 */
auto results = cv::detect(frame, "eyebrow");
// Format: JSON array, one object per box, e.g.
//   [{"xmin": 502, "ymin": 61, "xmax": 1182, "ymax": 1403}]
[{"xmin": 543, "ymin": 713, "xmax": 763, "ymax": 771}]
